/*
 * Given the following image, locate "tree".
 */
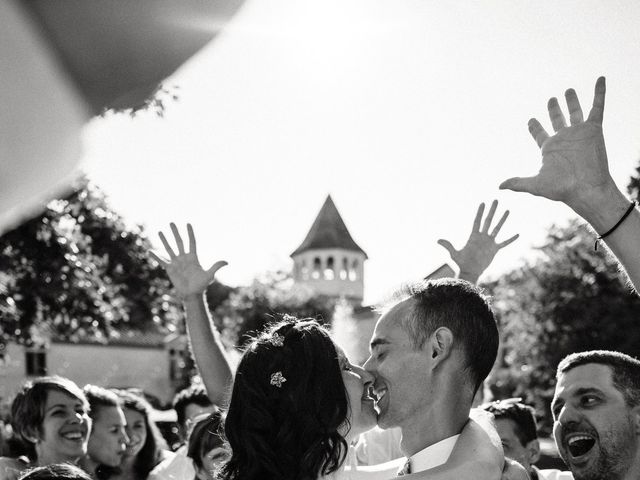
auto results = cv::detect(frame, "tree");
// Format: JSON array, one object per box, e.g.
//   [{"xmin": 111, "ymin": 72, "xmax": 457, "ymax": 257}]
[
  {"xmin": 213, "ymin": 270, "xmax": 336, "ymax": 345},
  {"xmin": 627, "ymin": 161, "xmax": 640, "ymax": 201},
  {"xmin": 0, "ymin": 176, "xmax": 182, "ymax": 347},
  {"xmin": 487, "ymin": 219, "xmax": 640, "ymax": 433},
  {"xmin": 205, "ymin": 280, "xmax": 235, "ymax": 314}
]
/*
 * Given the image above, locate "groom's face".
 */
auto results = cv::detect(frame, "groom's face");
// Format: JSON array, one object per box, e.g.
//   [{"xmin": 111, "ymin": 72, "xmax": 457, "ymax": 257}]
[{"xmin": 364, "ymin": 298, "xmax": 434, "ymax": 430}]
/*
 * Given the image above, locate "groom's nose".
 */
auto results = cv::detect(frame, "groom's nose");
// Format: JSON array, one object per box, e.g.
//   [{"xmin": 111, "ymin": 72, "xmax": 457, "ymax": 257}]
[
  {"xmin": 362, "ymin": 355, "xmax": 376, "ymax": 374},
  {"xmin": 358, "ymin": 366, "xmax": 375, "ymax": 387}
]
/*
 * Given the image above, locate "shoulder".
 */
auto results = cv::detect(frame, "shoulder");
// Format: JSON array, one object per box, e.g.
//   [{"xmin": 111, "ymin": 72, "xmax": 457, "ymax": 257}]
[{"xmin": 0, "ymin": 457, "xmax": 29, "ymax": 480}]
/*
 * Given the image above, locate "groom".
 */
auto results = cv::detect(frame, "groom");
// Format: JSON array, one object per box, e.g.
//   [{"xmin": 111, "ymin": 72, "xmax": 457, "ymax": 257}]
[
  {"xmin": 363, "ymin": 202, "xmax": 512, "ymax": 473},
  {"xmin": 365, "ymin": 278, "xmax": 498, "ymax": 472}
]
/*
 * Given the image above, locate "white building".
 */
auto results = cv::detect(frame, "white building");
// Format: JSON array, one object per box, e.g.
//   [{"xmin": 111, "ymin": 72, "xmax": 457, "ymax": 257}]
[
  {"xmin": 0, "ymin": 332, "xmax": 190, "ymax": 404},
  {"xmin": 291, "ymin": 195, "xmax": 368, "ymax": 304}
]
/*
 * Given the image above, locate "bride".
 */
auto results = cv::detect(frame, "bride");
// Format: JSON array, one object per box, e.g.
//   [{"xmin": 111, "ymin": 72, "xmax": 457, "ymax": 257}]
[{"xmin": 150, "ymin": 224, "xmax": 525, "ymax": 480}]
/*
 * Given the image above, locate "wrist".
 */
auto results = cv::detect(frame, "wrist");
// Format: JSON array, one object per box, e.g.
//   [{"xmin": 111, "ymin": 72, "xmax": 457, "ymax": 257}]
[
  {"xmin": 571, "ymin": 182, "xmax": 631, "ymax": 234},
  {"xmin": 458, "ymin": 269, "xmax": 481, "ymax": 284},
  {"xmin": 182, "ymin": 292, "xmax": 206, "ymax": 304}
]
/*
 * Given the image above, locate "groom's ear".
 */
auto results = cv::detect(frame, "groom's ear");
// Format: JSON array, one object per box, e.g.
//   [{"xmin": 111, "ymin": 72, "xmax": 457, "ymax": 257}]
[{"xmin": 428, "ymin": 327, "xmax": 454, "ymax": 367}]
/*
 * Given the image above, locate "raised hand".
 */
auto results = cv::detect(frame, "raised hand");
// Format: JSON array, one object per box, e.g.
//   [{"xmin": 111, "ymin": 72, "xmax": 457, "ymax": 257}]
[
  {"xmin": 500, "ymin": 77, "xmax": 616, "ymax": 216},
  {"xmin": 149, "ymin": 223, "xmax": 227, "ymax": 300},
  {"xmin": 438, "ymin": 200, "xmax": 519, "ymax": 284}
]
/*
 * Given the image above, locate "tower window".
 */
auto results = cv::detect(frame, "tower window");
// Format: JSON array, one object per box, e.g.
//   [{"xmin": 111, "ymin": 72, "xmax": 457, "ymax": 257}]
[
  {"xmin": 340, "ymin": 258, "xmax": 348, "ymax": 280},
  {"xmin": 312, "ymin": 257, "xmax": 321, "ymax": 279},
  {"xmin": 349, "ymin": 260, "xmax": 359, "ymax": 281},
  {"xmin": 324, "ymin": 257, "xmax": 335, "ymax": 280},
  {"xmin": 300, "ymin": 260, "xmax": 309, "ymax": 280}
]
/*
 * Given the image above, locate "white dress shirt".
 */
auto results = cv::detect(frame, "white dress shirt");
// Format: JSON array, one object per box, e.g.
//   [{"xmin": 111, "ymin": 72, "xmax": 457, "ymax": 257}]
[{"xmin": 408, "ymin": 434, "xmax": 460, "ymax": 472}]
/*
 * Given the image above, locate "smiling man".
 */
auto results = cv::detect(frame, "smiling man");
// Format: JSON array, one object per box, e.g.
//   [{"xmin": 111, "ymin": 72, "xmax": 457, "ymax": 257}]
[
  {"xmin": 363, "ymin": 278, "xmax": 499, "ymax": 472},
  {"xmin": 552, "ymin": 351, "xmax": 640, "ymax": 480}
]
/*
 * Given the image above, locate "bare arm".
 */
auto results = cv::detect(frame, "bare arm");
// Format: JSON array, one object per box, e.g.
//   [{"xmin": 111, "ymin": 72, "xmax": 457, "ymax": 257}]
[
  {"xmin": 500, "ymin": 77, "xmax": 640, "ymax": 292},
  {"xmin": 150, "ymin": 223, "xmax": 232, "ymax": 406},
  {"xmin": 438, "ymin": 200, "xmax": 519, "ymax": 284}
]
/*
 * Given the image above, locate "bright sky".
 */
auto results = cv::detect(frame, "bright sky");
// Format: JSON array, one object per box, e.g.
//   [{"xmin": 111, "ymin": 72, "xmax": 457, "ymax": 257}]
[{"xmin": 81, "ymin": 0, "xmax": 640, "ymax": 305}]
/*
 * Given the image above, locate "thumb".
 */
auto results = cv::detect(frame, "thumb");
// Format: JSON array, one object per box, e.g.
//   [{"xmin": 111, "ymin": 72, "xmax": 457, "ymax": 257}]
[
  {"xmin": 437, "ymin": 239, "xmax": 457, "ymax": 257},
  {"xmin": 207, "ymin": 260, "xmax": 228, "ymax": 277},
  {"xmin": 499, "ymin": 176, "xmax": 539, "ymax": 194}
]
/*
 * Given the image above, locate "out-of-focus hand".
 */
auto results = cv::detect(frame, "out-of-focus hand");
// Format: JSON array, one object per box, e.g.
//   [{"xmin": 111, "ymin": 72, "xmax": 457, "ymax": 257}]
[
  {"xmin": 438, "ymin": 200, "xmax": 518, "ymax": 284},
  {"xmin": 149, "ymin": 223, "xmax": 227, "ymax": 300}
]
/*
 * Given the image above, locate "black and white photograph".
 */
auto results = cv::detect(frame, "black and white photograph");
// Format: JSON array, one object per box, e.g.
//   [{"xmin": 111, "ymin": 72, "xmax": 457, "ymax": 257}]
[{"xmin": 2, "ymin": 1, "xmax": 640, "ymax": 479}]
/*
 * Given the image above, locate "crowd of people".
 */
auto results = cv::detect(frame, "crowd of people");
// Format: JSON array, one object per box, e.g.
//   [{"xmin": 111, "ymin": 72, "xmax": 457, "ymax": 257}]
[{"xmin": 2, "ymin": 77, "xmax": 640, "ymax": 480}]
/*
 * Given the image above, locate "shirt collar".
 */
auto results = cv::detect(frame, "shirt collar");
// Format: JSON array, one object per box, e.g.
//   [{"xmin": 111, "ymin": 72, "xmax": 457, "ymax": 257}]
[{"xmin": 409, "ymin": 434, "xmax": 460, "ymax": 472}]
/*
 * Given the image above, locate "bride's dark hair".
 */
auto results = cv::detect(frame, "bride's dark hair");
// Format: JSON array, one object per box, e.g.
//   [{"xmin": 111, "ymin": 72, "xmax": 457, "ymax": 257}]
[{"xmin": 218, "ymin": 317, "xmax": 350, "ymax": 480}]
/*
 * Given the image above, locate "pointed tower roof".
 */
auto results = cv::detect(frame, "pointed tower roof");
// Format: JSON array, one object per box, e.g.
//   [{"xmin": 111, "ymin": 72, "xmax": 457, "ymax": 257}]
[{"xmin": 291, "ymin": 195, "xmax": 368, "ymax": 258}]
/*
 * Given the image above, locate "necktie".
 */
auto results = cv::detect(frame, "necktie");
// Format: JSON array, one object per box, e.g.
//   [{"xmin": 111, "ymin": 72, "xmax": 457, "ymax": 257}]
[{"xmin": 397, "ymin": 458, "xmax": 411, "ymax": 476}]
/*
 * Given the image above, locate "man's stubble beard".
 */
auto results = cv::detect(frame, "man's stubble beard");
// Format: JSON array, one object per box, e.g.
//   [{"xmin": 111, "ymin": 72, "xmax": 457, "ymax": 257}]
[{"xmin": 573, "ymin": 425, "xmax": 636, "ymax": 480}]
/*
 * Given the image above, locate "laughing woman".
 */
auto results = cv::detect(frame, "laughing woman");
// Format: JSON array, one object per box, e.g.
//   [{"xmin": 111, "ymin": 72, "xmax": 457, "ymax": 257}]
[{"xmin": 0, "ymin": 377, "xmax": 92, "ymax": 480}]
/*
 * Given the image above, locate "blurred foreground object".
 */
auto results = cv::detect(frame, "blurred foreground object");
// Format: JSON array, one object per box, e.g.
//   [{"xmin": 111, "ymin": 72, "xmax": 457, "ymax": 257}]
[{"xmin": 0, "ymin": 0, "xmax": 244, "ymax": 233}]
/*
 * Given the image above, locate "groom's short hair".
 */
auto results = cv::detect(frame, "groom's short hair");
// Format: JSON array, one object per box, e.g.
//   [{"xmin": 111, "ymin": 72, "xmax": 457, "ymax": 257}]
[{"xmin": 381, "ymin": 279, "xmax": 498, "ymax": 392}]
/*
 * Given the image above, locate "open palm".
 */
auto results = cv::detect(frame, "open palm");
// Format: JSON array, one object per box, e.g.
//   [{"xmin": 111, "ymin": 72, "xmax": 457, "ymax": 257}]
[
  {"xmin": 438, "ymin": 200, "xmax": 518, "ymax": 283},
  {"xmin": 149, "ymin": 223, "xmax": 227, "ymax": 300},
  {"xmin": 500, "ymin": 77, "xmax": 615, "ymax": 211}
]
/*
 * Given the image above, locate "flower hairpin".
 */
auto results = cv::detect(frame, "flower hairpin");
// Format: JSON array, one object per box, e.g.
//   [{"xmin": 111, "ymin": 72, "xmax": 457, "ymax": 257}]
[
  {"xmin": 269, "ymin": 333, "xmax": 284, "ymax": 347},
  {"xmin": 270, "ymin": 371, "xmax": 287, "ymax": 388}
]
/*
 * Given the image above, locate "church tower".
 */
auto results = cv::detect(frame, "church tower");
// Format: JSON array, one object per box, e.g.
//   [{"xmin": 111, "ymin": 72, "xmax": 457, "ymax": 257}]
[{"xmin": 291, "ymin": 195, "xmax": 367, "ymax": 304}]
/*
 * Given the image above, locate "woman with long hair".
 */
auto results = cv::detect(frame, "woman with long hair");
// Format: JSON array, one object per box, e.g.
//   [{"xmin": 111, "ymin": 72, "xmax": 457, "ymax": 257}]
[
  {"xmin": 109, "ymin": 391, "xmax": 170, "ymax": 480},
  {"xmin": 219, "ymin": 318, "xmax": 376, "ymax": 480}
]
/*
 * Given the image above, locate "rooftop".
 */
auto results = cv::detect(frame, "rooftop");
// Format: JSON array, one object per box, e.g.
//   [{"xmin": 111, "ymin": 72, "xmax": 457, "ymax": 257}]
[{"xmin": 291, "ymin": 195, "xmax": 367, "ymax": 258}]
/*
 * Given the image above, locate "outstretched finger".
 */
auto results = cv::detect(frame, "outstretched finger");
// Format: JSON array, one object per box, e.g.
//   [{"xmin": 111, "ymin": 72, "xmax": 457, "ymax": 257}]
[
  {"xmin": 497, "ymin": 234, "xmax": 519, "ymax": 249},
  {"xmin": 207, "ymin": 260, "xmax": 228, "ymax": 277},
  {"xmin": 528, "ymin": 118, "xmax": 549, "ymax": 148},
  {"xmin": 499, "ymin": 176, "xmax": 539, "ymax": 195},
  {"xmin": 547, "ymin": 97, "xmax": 566, "ymax": 132},
  {"xmin": 472, "ymin": 203, "xmax": 485, "ymax": 233},
  {"xmin": 437, "ymin": 239, "xmax": 457, "ymax": 258},
  {"xmin": 587, "ymin": 76, "xmax": 606, "ymax": 125},
  {"xmin": 481, "ymin": 200, "xmax": 498, "ymax": 233},
  {"xmin": 159, "ymin": 231, "xmax": 177, "ymax": 258},
  {"xmin": 565, "ymin": 88, "xmax": 583, "ymax": 125},
  {"xmin": 187, "ymin": 223, "xmax": 197, "ymax": 254},
  {"xmin": 170, "ymin": 223, "xmax": 185, "ymax": 254},
  {"xmin": 149, "ymin": 250, "xmax": 169, "ymax": 266},
  {"xmin": 489, "ymin": 210, "xmax": 510, "ymax": 238}
]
